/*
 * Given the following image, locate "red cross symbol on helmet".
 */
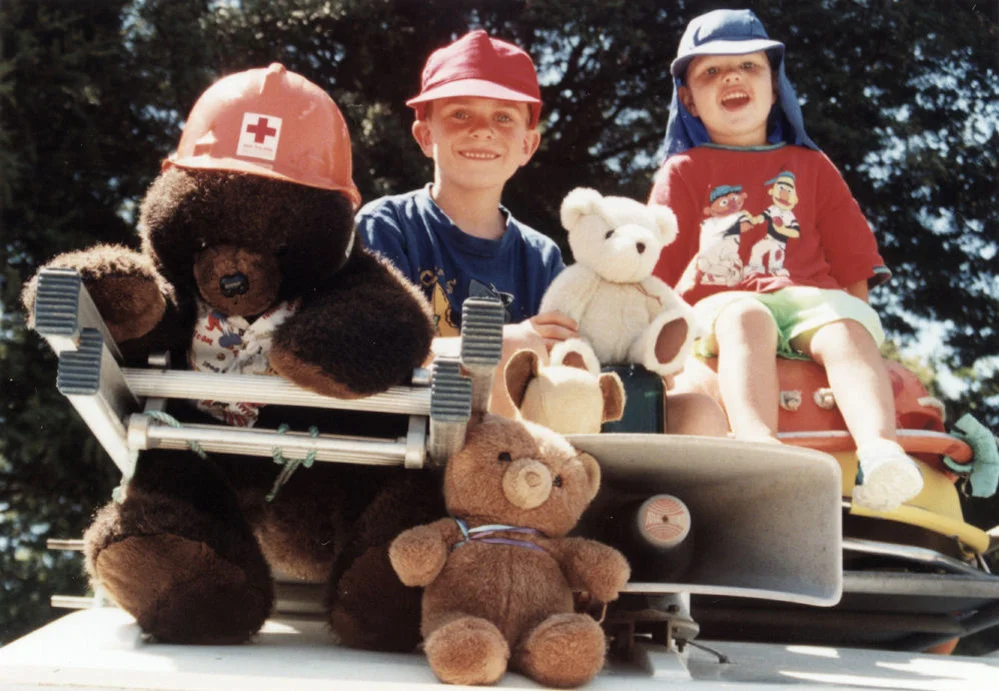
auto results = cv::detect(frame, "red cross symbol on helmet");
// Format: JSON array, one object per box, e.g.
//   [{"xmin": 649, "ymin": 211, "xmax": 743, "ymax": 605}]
[{"xmin": 245, "ymin": 116, "xmax": 277, "ymax": 144}]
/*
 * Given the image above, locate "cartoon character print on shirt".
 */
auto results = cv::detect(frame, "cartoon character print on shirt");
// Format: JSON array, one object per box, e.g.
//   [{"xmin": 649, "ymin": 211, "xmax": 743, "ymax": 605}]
[
  {"xmin": 745, "ymin": 170, "xmax": 801, "ymax": 278},
  {"xmin": 189, "ymin": 299, "xmax": 298, "ymax": 427},
  {"xmin": 419, "ymin": 269, "xmax": 516, "ymax": 337},
  {"xmin": 421, "ymin": 268, "xmax": 459, "ymax": 337},
  {"xmin": 694, "ymin": 184, "xmax": 754, "ymax": 286}
]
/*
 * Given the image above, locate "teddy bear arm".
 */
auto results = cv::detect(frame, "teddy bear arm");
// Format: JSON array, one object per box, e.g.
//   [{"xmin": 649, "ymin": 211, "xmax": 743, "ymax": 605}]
[
  {"xmin": 552, "ymin": 537, "xmax": 631, "ymax": 603},
  {"xmin": 271, "ymin": 250, "xmax": 434, "ymax": 398},
  {"xmin": 23, "ymin": 245, "xmax": 169, "ymax": 346},
  {"xmin": 637, "ymin": 277, "xmax": 675, "ymax": 318},
  {"xmin": 388, "ymin": 519, "xmax": 453, "ymax": 587},
  {"xmin": 632, "ymin": 279, "xmax": 699, "ymax": 376},
  {"xmin": 538, "ymin": 266, "xmax": 600, "ymax": 321}
]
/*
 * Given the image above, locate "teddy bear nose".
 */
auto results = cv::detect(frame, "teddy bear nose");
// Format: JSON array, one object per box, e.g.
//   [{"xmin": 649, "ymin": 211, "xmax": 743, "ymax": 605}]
[
  {"xmin": 219, "ymin": 272, "xmax": 250, "ymax": 298},
  {"xmin": 636, "ymin": 242, "xmax": 646, "ymax": 254},
  {"xmin": 502, "ymin": 459, "xmax": 553, "ymax": 510}
]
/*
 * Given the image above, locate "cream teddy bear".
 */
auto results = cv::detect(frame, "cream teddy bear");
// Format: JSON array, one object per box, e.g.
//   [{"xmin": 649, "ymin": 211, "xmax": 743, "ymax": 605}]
[
  {"xmin": 539, "ymin": 187, "xmax": 697, "ymax": 377},
  {"xmin": 504, "ymin": 339, "xmax": 625, "ymax": 435}
]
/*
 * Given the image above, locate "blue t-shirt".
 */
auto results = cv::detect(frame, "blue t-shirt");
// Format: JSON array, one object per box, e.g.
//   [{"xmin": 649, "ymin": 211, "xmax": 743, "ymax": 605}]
[{"xmin": 357, "ymin": 186, "xmax": 564, "ymax": 336}]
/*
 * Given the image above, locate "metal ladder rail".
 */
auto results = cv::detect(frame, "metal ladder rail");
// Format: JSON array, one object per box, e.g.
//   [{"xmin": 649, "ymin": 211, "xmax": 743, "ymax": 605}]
[{"xmin": 32, "ymin": 267, "xmax": 505, "ymax": 476}]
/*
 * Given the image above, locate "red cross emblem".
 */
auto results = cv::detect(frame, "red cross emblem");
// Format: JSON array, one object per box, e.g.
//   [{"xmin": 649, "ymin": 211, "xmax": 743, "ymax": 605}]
[
  {"xmin": 245, "ymin": 116, "xmax": 277, "ymax": 143},
  {"xmin": 237, "ymin": 112, "xmax": 282, "ymax": 161}
]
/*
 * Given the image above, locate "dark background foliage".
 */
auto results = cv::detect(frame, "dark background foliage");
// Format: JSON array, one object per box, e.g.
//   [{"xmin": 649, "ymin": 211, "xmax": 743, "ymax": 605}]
[{"xmin": 2, "ymin": 0, "xmax": 996, "ymax": 649}]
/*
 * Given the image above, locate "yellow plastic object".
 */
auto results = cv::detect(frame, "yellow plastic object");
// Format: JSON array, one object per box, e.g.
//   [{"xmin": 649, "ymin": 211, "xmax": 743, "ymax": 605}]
[{"xmin": 835, "ymin": 450, "xmax": 989, "ymax": 555}]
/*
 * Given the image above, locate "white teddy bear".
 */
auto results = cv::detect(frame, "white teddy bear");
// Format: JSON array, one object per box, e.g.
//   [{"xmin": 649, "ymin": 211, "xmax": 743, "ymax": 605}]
[{"xmin": 539, "ymin": 187, "xmax": 698, "ymax": 377}]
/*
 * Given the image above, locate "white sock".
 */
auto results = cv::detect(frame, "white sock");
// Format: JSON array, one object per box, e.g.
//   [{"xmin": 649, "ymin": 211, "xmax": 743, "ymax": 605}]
[{"xmin": 852, "ymin": 439, "xmax": 923, "ymax": 512}]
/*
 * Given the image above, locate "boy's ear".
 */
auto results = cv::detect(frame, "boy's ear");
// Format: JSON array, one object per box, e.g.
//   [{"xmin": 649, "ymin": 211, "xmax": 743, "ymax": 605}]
[
  {"xmin": 519, "ymin": 128, "xmax": 541, "ymax": 164},
  {"xmin": 411, "ymin": 120, "xmax": 434, "ymax": 158},
  {"xmin": 678, "ymin": 85, "xmax": 697, "ymax": 116}
]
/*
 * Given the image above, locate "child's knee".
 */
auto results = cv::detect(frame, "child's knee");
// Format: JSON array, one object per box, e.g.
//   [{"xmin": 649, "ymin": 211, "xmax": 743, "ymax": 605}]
[
  {"xmin": 666, "ymin": 391, "xmax": 729, "ymax": 436},
  {"xmin": 714, "ymin": 299, "xmax": 777, "ymax": 346},
  {"xmin": 800, "ymin": 318, "xmax": 880, "ymax": 362}
]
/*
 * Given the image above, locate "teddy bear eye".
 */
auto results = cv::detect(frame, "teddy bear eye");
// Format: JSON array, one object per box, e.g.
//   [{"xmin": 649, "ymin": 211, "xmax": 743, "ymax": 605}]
[
  {"xmin": 604, "ymin": 230, "xmax": 614, "ymax": 239},
  {"xmin": 553, "ymin": 475, "xmax": 563, "ymax": 488},
  {"xmin": 498, "ymin": 451, "xmax": 512, "ymax": 463},
  {"xmin": 196, "ymin": 238, "xmax": 208, "ymax": 250}
]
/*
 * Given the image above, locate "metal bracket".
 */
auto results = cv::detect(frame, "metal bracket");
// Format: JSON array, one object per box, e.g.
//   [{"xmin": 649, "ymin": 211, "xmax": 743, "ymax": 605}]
[
  {"xmin": 428, "ymin": 357, "xmax": 472, "ymax": 466},
  {"xmin": 57, "ymin": 328, "xmax": 139, "ymax": 477},
  {"xmin": 34, "ymin": 267, "xmax": 122, "ymax": 361},
  {"xmin": 459, "ymin": 296, "xmax": 505, "ymax": 413}
]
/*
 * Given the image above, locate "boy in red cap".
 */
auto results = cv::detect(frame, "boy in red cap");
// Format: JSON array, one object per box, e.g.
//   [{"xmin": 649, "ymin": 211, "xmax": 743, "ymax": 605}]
[
  {"xmin": 362, "ymin": 30, "xmax": 728, "ymax": 431},
  {"xmin": 358, "ymin": 30, "xmax": 577, "ymax": 416},
  {"xmin": 651, "ymin": 9, "xmax": 923, "ymax": 511}
]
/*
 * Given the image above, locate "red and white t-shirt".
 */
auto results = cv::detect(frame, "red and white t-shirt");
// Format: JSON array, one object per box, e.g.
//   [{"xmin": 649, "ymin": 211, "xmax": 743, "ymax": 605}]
[{"xmin": 650, "ymin": 144, "xmax": 888, "ymax": 305}]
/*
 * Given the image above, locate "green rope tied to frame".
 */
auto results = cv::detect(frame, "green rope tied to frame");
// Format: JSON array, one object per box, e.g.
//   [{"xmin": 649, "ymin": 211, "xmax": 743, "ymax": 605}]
[
  {"xmin": 138, "ymin": 411, "xmax": 318, "ymax": 502},
  {"xmin": 266, "ymin": 424, "xmax": 320, "ymax": 502},
  {"xmin": 143, "ymin": 410, "xmax": 208, "ymax": 459}
]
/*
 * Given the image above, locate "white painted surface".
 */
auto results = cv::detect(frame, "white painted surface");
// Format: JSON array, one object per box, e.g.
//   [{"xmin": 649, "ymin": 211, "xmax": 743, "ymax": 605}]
[{"xmin": 3, "ymin": 609, "xmax": 999, "ymax": 690}]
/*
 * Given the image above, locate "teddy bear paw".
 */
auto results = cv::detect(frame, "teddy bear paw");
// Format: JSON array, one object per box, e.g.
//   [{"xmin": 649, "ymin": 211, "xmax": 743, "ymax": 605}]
[
  {"xmin": 269, "ymin": 343, "xmax": 367, "ymax": 399},
  {"xmin": 90, "ymin": 275, "xmax": 167, "ymax": 344},
  {"xmin": 514, "ymin": 613, "xmax": 606, "ymax": 688},
  {"xmin": 93, "ymin": 533, "xmax": 272, "ymax": 644},
  {"xmin": 637, "ymin": 307, "xmax": 698, "ymax": 376},
  {"xmin": 425, "ymin": 616, "xmax": 510, "ymax": 686},
  {"xmin": 27, "ymin": 246, "xmax": 167, "ymax": 344}
]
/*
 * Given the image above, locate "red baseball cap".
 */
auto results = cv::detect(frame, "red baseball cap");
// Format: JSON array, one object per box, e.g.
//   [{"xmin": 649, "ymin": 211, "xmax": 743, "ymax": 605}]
[{"xmin": 406, "ymin": 30, "xmax": 542, "ymax": 127}]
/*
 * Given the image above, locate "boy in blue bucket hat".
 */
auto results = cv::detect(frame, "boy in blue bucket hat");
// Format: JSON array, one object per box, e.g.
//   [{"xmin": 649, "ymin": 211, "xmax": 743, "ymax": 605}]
[{"xmin": 651, "ymin": 9, "xmax": 923, "ymax": 512}]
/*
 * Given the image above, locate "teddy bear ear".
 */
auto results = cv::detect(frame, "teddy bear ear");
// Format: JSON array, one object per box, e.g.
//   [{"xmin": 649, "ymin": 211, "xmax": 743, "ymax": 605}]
[
  {"xmin": 599, "ymin": 372, "xmax": 626, "ymax": 423},
  {"xmin": 577, "ymin": 451, "xmax": 602, "ymax": 502},
  {"xmin": 559, "ymin": 187, "xmax": 603, "ymax": 232},
  {"xmin": 504, "ymin": 348, "xmax": 542, "ymax": 410},
  {"xmin": 550, "ymin": 338, "xmax": 600, "ymax": 374},
  {"xmin": 651, "ymin": 204, "xmax": 679, "ymax": 246}
]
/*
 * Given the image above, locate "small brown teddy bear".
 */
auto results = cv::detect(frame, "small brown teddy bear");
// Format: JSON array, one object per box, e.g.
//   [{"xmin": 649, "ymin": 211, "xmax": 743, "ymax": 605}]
[
  {"xmin": 389, "ymin": 415, "xmax": 630, "ymax": 688},
  {"xmin": 21, "ymin": 64, "xmax": 435, "ymax": 644}
]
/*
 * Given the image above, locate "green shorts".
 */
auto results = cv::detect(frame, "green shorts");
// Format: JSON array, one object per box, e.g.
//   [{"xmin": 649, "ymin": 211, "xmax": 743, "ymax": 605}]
[{"xmin": 693, "ymin": 286, "xmax": 885, "ymax": 361}]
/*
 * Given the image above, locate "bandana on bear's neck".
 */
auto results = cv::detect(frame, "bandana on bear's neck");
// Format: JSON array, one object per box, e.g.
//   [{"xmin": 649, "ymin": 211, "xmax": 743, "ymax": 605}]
[{"xmin": 188, "ymin": 299, "xmax": 298, "ymax": 427}]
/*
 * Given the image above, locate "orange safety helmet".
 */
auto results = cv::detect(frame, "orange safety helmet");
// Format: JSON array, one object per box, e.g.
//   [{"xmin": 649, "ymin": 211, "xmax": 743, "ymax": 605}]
[{"xmin": 164, "ymin": 63, "xmax": 361, "ymax": 210}]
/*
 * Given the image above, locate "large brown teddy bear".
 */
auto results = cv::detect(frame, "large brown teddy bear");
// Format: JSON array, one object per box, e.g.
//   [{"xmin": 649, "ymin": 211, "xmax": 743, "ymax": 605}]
[
  {"xmin": 21, "ymin": 64, "xmax": 436, "ymax": 644},
  {"xmin": 389, "ymin": 414, "xmax": 630, "ymax": 687}
]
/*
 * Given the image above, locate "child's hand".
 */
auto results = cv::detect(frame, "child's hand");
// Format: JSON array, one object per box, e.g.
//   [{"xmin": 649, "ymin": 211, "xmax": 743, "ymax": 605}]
[{"xmin": 512, "ymin": 310, "xmax": 579, "ymax": 353}]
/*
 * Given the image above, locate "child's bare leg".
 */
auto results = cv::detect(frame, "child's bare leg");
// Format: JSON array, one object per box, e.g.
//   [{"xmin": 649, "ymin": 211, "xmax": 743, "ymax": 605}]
[
  {"xmin": 713, "ymin": 300, "xmax": 780, "ymax": 441},
  {"xmin": 665, "ymin": 391, "xmax": 730, "ymax": 436},
  {"xmin": 795, "ymin": 320, "xmax": 923, "ymax": 510},
  {"xmin": 795, "ymin": 320, "xmax": 895, "ymax": 446}
]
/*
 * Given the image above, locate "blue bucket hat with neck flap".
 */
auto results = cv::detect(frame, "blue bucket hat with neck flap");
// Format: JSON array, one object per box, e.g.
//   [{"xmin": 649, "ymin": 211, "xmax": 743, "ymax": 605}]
[{"xmin": 663, "ymin": 9, "xmax": 818, "ymax": 159}]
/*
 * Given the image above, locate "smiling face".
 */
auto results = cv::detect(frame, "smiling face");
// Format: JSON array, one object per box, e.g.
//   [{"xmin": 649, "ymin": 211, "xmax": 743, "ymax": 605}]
[
  {"xmin": 412, "ymin": 96, "xmax": 540, "ymax": 195},
  {"xmin": 679, "ymin": 51, "xmax": 776, "ymax": 147}
]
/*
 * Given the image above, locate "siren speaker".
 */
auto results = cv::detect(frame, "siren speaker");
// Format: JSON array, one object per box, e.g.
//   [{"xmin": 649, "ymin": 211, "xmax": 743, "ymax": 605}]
[{"xmin": 568, "ymin": 434, "xmax": 843, "ymax": 607}]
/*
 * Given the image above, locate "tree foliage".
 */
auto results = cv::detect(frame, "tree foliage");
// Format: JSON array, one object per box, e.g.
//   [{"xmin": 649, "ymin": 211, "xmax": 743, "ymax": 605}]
[{"xmin": 1, "ymin": 0, "xmax": 996, "ymax": 645}]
